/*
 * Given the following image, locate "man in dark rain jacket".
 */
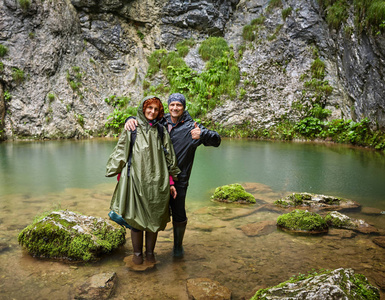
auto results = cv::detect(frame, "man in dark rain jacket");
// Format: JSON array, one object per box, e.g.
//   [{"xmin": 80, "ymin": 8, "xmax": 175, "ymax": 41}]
[{"xmin": 125, "ymin": 93, "xmax": 221, "ymax": 258}]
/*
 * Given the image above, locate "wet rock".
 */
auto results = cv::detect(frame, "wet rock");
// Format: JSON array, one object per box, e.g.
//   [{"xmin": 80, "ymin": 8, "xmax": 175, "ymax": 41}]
[
  {"xmin": 251, "ymin": 268, "xmax": 380, "ymax": 300},
  {"xmin": 274, "ymin": 193, "xmax": 360, "ymax": 212},
  {"xmin": 18, "ymin": 210, "xmax": 126, "ymax": 261},
  {"xmin": 186, "ymin": 278, "xmax": 232, "ymax": 300},
  {"xmin": 74, "ymin": 272, "xmax": 117, "ymax": 300},
  {"xmin": 276, "ymin": 209, "xmax": 328, "ymax": 234},
  {"xmin": 373, "ymin": 237, "xmax": 385, "ymax": 248},
  {"xmin": 239, "ymin": 220, "xmax": 276, "ymax": 237},
  {"xmin": 211, "ymin": 183, "xmax": 256, "ymax": 204},
  {"xmin": 325, "ymin": 211, "xmax": 379, "ymax": 235}
]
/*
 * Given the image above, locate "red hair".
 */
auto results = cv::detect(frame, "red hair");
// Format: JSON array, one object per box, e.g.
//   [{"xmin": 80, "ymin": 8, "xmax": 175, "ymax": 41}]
[{"xmin": 143, "ymin": 97, "xmax": 164, "ymax": 120}]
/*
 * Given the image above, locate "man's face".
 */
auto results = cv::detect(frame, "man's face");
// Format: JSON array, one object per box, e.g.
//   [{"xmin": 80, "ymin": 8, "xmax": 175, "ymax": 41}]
[{"xmin": 168, "ymin": 101, "xmax": 184, "ymax": 119}]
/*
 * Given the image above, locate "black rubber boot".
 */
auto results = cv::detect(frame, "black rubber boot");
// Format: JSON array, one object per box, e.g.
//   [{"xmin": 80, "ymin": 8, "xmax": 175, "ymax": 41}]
[
  {"xmin": 145, "ymin": 231, "xmax": 158, "ymax": 263},
  {"xmin": 131, "ymin": 229, "xmax": 143, "ymax": 265},
  {"xmin": 173, "ymin": 219, "xmax": 187, "ymax": 258}
]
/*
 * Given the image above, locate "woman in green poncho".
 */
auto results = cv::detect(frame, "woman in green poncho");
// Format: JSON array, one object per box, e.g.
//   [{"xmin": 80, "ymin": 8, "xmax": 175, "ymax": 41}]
[{"xmin": 106, "ymin": 96, "xmax": 180, "ymax": 265}]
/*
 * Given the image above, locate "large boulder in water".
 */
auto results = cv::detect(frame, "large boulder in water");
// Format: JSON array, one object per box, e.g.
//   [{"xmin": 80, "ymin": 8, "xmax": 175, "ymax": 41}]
[
  {"xmin": 18, "ymin": 210, "xmax": 126, "ymax": 262},
  {"xmin": 251, "ymin": 268, "xmax": 380, "ymax": 300}
]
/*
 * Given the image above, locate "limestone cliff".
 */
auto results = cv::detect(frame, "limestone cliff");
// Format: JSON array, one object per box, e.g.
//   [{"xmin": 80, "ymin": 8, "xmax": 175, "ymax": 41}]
[{"xmin": 0, "ymin": 0, "xmax": 384, "ymax": 139}]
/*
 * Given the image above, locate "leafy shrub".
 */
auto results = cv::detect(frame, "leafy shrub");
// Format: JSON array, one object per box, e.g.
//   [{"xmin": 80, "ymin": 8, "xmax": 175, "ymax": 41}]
[
  {"xmin": 294, "ymin": 117, "xmax": 323, "ymax": 138},
  {"xmin": 105, "ymin": 106, "xmax": 138, "ymax": 130}
]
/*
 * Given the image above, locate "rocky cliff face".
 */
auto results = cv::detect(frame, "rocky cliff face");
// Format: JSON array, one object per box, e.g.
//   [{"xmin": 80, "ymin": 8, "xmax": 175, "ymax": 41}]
[{"xmin": 0, "ymin": 0, "xmax": 384, "ymax": 140}]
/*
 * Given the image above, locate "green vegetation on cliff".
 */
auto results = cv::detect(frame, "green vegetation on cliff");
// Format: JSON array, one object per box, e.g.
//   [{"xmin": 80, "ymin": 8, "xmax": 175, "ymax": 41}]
[
  {"xmin": 318, "ymin": 0, "xmax": 385, "ymax": 34},
  {"xmin": 145, "ymin": 37, "xmax": 240, "ymax": 119}
]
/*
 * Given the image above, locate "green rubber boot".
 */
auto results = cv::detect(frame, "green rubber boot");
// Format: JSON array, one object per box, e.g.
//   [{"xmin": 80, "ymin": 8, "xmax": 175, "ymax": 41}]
[{"xmin": 173, "ymin": 219, "xmax": 187, "ymax": 258}]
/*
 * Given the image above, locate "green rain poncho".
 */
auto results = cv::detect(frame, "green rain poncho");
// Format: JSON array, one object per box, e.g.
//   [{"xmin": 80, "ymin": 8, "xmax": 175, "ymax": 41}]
[{"xmin": 106, "ymin": 96, "xmax": 180, "ymax": 232}]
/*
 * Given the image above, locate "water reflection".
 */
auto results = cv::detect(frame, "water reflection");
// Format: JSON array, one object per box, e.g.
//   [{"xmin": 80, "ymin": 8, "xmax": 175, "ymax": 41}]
[{"xmin": 0, "ymin": 139, "xmax": 385, "ymax": 299}]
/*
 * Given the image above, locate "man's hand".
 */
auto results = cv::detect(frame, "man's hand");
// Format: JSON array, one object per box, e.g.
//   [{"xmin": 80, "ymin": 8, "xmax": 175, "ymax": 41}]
[
  {"xmin": 124, "ymin": 118, "xmax": 138, "ymax": 131},
  {"xmin": 190, "ymin": 122, "xmax": 201, "ymax": 140},
  {"xmin": 170, "ymin": 186, "xmax": 177, "ymax": 198}
]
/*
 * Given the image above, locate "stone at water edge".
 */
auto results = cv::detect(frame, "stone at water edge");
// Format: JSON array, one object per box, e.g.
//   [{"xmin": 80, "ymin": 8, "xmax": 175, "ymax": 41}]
[{"xmin": 18, "ymin": 210, "xmax": 126, "ymax": 262}]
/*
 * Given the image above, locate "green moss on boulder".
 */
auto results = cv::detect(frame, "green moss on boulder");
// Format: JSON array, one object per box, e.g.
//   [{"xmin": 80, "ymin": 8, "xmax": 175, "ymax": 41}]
[
  {"xmin": 251, "ymin": 268, "xmax": 379, "ymax": 300},
  {"xmin": 211, "ymin": 183, "xmax": 256, "ymax": 204},
  {"xmin": 18, "ymin": 210, "xmax": 126, "ymax": 262},
  {"xmin": 276, "ymin": 209, "xmax": 328, "ymax": 233}
]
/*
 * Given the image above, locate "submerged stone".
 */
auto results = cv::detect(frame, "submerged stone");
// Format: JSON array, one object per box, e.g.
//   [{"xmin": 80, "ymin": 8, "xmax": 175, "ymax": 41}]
[
  {"xmin": 186, "ymin": 278, "xmax": 232, "ymax": 300},
  {"xmin": 18, "ymin": 210, "xmax": 126, "ymax": 262},
  {"xmin": 251, "ymin": 268, "xmax": 380, "ymax": 300},
  {"xmin": 74, "ymin": 272, "xmax": 117, "ymax": 300},
  {"xmin": 276, "ymin": 209, "xmax": 328, "ymax": 234},
  {"xmin": 239, "ymin": 220, "xmax": 276, "ymax": 237},
  {"xmin": 274, "ymin": 193, "xmax": 360, "ymax": 211},
  {"xmin": 211, "ymin": 183, "xmax": 256, "ymax": 204}
]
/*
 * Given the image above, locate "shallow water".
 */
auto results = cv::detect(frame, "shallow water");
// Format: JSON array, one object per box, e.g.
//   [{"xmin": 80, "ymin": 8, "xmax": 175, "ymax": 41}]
[{"xmin": 0, "ymin": 139, "xmax": 384, "ymax": 299}]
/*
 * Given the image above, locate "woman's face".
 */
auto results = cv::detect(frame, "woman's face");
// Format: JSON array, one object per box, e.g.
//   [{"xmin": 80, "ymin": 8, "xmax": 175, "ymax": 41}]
[{"xmin": 144, "ymin": 102, "xmax": 160, "ymax": 120}]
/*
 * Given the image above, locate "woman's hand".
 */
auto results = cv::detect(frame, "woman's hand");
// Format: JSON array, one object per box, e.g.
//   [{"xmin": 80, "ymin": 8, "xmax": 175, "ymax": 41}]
[{"xmin": 170, "ymin": 186, "xmax": 177, "ymax": 198}]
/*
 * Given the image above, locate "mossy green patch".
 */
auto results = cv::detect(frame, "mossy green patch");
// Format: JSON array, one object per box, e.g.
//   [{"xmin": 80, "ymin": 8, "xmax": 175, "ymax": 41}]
[
  {"xmin": 276, "ymin": 209, "xmax": 328, "ymax": 232},
  {"xmin": 211, "ymin": 183, "xmax": 256, "ymax": 204},
  {"xmin": 18, "ymin": 210, "xmax": 126, "ymax": 262}
]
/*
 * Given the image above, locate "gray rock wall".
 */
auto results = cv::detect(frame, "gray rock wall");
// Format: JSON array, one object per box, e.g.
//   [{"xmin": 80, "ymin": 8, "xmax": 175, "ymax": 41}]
[{"xmin": 0, "ymin": 0, "xmax": 384, "ymax": 139}]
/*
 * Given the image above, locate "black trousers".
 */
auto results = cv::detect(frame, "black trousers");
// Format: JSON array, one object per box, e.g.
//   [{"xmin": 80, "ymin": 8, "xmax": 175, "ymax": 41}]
[{"xmin": 169, "ymin": 184, "xmax": 188, "ymax": 223}]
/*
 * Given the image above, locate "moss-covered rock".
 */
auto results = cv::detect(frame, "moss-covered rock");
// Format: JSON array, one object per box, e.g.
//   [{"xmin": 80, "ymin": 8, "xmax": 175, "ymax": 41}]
[
  {"xmin": 251, "ymin": 268, "xmax": 380, "ymax": 300},
  {"xmin": 274, "ymin": 192, "xmax": 360, "ymax": 211},
  {"xmin": 18, "ymin": 210, "xmax": 126, "ymax": 262},
  {"xmin": 211, "ymin": 183, "xmax": 256, "ymax": 204},
  {"xmin": 276, "ymin": 209, "xmax": 328, "ymax": 234},
  {"xmin": 325, "ymin": 211, "xmax": 379, "ymax": 234},
  {"xmin": 325, "ymin": 211, "xmax": 358, "ymax": 229}
]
